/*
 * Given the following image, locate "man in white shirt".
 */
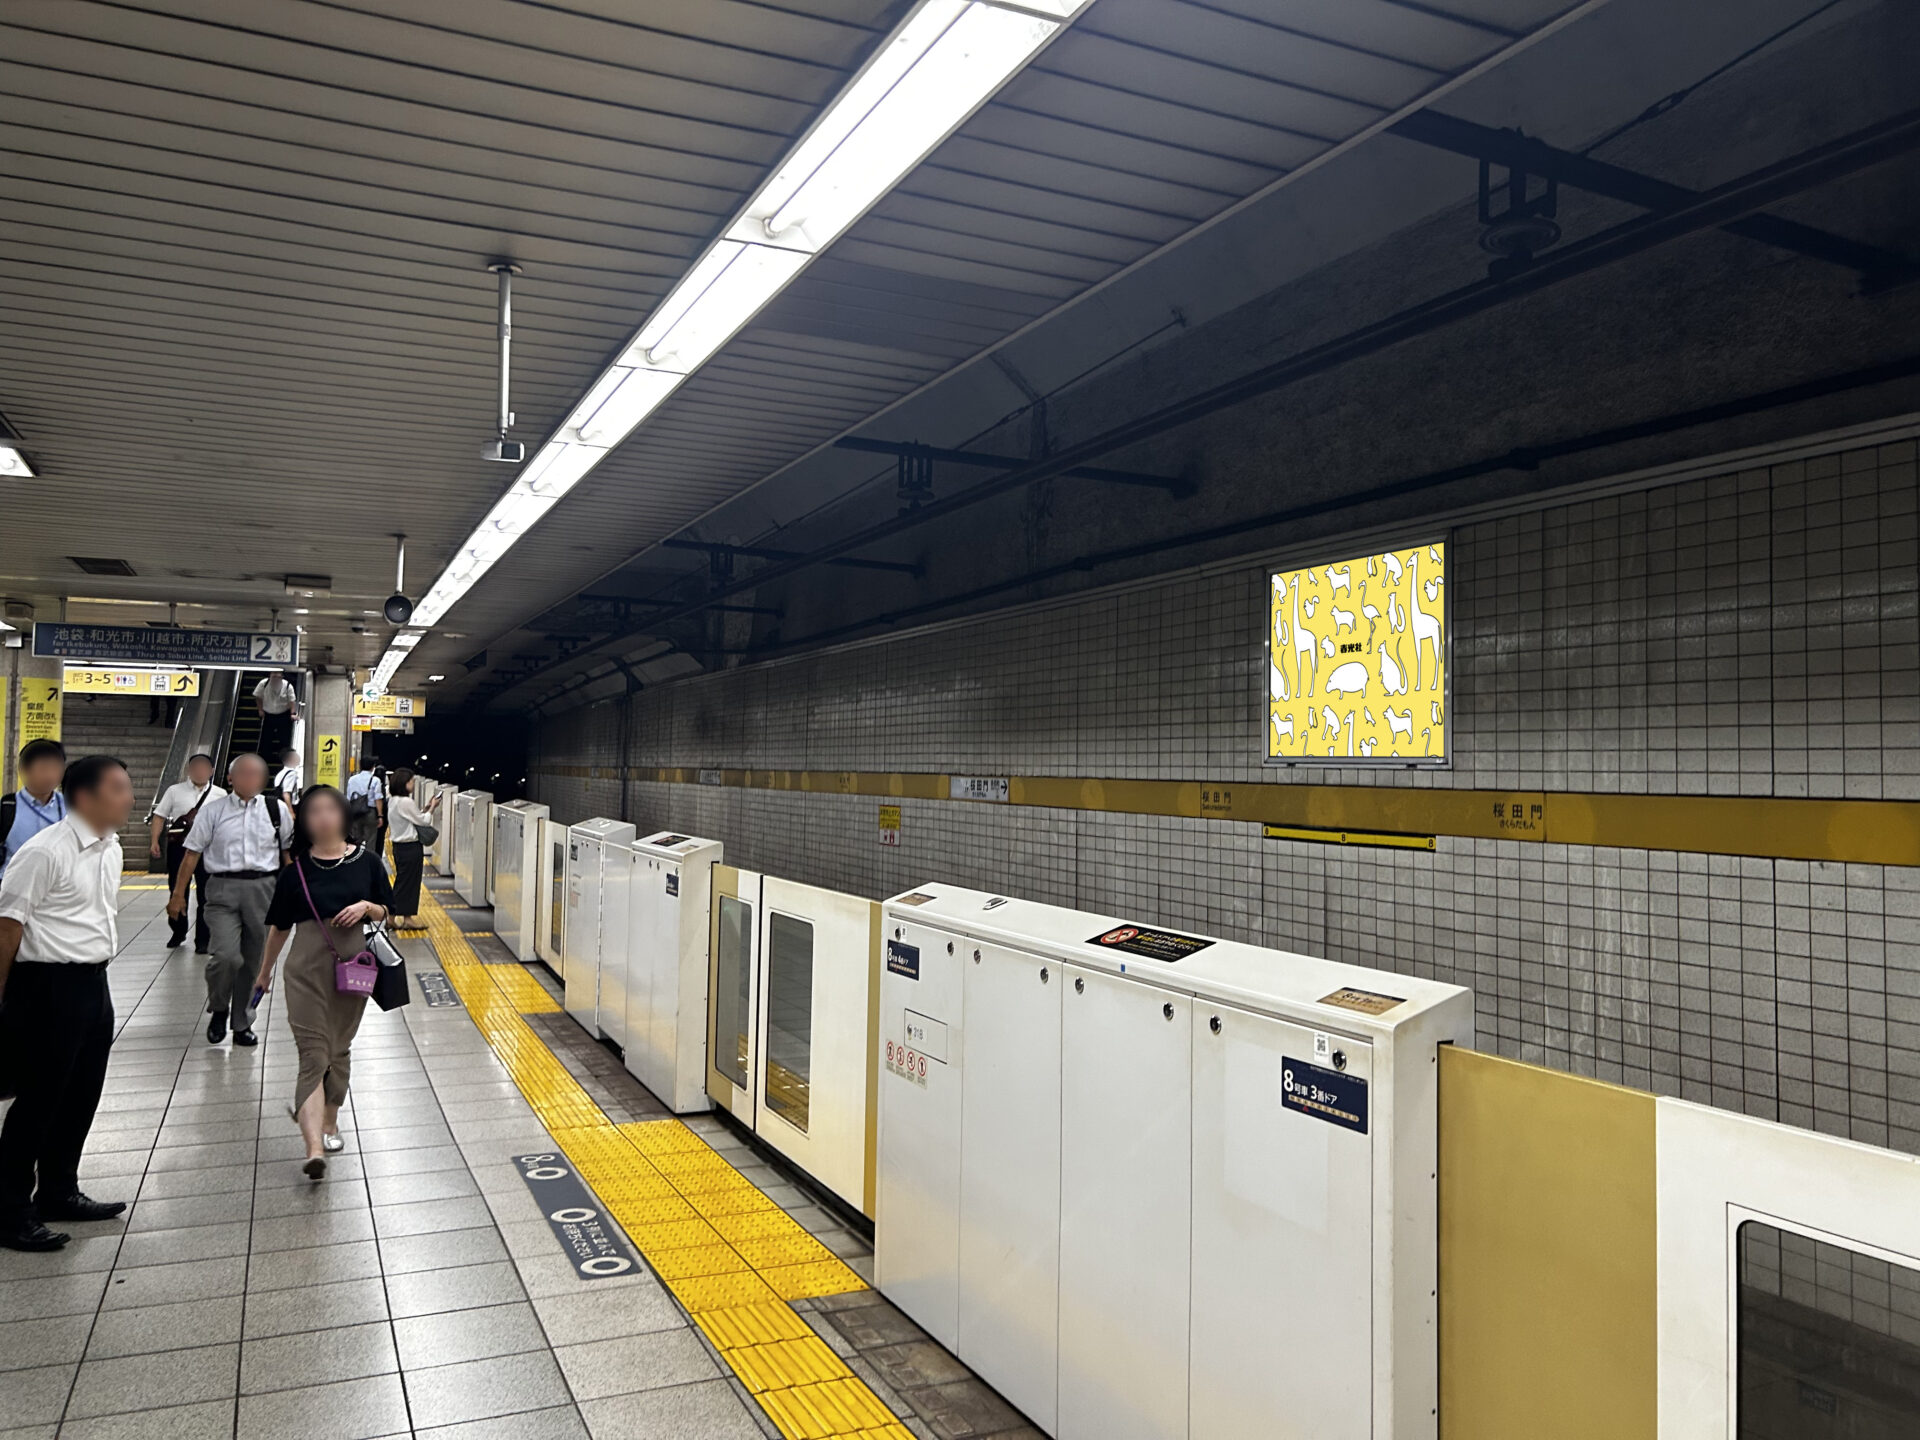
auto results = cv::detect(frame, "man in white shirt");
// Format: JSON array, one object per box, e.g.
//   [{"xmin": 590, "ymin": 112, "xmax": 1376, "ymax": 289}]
[
  {"xmin": 148, "ymin": 751, "xmax": 224, "ymax": 953},
  {"xmin": 344, "ymin": 765, "xmax": 385, "ymax": 848},
  {"xmin": 169, "ymin": 753, "xmax": 292, "ymax": 1047},
  {"xmin": 0, "ymin": 755, "xmax": 135, "ymax": 1252},
  {"xmin": 253, "ymin": 671, "xmax": 299, "ymax": 760},
  {"xmin": 273, "ymin": 748, "xmax": 303, "ymax": 805}
]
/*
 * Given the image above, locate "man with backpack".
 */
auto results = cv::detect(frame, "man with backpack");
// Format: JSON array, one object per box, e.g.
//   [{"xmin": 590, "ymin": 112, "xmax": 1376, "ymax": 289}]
[
  {"xmin": 168, "ymin": 754, "xmax": 291, "ymax": 1047},
  {"xmin": 344, "ymin": 764, "xmax": 385, "ymax": 850},
  {"xmin": 148, "ymin": 751, "xmax": 223, "ymax": 953},
  {"xmin": 0, "ymin": 740, "xmax": 69, "ymax": 885}
]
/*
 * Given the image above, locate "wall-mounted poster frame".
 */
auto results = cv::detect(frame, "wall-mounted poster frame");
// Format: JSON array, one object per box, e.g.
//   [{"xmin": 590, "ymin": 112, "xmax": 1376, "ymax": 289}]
[{"xmin": 1263, "ymin": 537, "xmax": 1451, "ymax": 768}]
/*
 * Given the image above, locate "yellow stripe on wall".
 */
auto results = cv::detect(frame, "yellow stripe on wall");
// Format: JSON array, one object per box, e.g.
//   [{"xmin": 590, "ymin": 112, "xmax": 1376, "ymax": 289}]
[
  {"xmin": 1438, "ymin": 1047, "xmax": 1657, "ymax": 1440},
  {"xmin": 533, "ymin": 763, "xmax": 1920, "ymax": 866}
]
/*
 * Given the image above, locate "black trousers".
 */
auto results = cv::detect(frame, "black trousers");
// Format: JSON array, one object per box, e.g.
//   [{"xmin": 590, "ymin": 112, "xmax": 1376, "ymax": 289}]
[
  {"xmin": 167, "ymin": 838, "xmax": 210, "ymax": 949},
  {"xmin": 391, "ymin": 840, "xmax": 424, "ymax": 917},
  {"xmin": 0, "ymin": 961, "xmax": 113, "ymax": 1222},
  {"xmin": 258, "ymin": 709, "xmax": 294, "ymax": 759}
]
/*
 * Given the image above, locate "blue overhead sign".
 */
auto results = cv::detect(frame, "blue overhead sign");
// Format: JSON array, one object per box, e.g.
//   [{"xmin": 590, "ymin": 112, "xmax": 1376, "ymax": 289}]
[{"xmin": 33, "ymin": 623, "xmax": 298, "ymax": 669}]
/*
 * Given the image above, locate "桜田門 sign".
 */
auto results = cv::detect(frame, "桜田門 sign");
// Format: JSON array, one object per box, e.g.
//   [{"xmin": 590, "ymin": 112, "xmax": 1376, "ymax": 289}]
[{"xmin": 34, "ymin": 623, "xmax": 297, "ymax": 669}]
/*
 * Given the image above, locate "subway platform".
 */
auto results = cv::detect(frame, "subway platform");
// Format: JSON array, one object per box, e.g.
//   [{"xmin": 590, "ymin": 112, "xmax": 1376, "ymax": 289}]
[{"xmin": 0, "ymin": 878, "xmax": 1029, "ymax": 1440}]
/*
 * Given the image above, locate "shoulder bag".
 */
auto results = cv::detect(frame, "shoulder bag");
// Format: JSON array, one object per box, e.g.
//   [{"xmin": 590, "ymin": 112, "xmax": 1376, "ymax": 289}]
[{"xmin": 295, "ymin": 859, "xmax": 379, "ymax": 997}]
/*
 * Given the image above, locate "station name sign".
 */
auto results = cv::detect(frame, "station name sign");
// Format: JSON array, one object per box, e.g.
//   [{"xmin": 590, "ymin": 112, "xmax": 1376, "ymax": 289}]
[{"xmin": 34, "ymin": 622, "xmax": 297, "ymax": 669}]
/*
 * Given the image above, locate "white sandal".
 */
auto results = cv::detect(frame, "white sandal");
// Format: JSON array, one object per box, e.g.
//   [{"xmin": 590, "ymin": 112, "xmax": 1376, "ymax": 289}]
[{"xmin": 322, "ymin": 1132, "xmax": 346, "ymax": 1153}]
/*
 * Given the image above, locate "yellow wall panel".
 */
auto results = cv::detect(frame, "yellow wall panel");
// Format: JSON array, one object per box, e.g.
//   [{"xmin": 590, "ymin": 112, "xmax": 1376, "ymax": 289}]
[{"xmin": 1438, "ymin": 1047, "xmax": 1657, "ymax": 1440}]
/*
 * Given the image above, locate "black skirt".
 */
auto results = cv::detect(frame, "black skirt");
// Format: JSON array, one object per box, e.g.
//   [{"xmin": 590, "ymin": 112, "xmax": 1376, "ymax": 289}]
[{"xmin": 391, "ymin": 840, "xmax": 424, "ymax": 915}]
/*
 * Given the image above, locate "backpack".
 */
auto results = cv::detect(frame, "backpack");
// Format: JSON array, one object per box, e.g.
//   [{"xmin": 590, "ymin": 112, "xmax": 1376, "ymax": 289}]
[{"xmin": 345, "ymin": 784, "xmax": 379, "ymax": 846}]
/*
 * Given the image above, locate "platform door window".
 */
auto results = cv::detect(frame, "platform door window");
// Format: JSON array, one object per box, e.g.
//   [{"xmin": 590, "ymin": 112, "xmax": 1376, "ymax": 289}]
[
  {"xmin": 550, "ymin": 839, "xmax": 565, "ymax": 952},
  {"xmin": 713, "ymin": 896, "xmax": 754, "ymax": 1091},
  {"xmin": 1738, "ymin": 1219, "xmax": 1920, "ymax": 1437},
  {"xmin": 763, "ymin": 913, "xmax": 815, "ymax": 1132}
]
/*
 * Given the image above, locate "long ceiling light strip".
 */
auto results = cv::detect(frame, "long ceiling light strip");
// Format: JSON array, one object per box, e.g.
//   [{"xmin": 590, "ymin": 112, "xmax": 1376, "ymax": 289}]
[{"xmin": 373, "ymin": 0, "xmax": 1090, "ymax": 692}]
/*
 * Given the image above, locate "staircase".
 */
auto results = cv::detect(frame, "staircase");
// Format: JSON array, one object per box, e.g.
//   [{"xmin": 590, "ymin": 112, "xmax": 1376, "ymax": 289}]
[{"xmin": 59, "ymin": 693, "xmax": 181, "ymax": 865}]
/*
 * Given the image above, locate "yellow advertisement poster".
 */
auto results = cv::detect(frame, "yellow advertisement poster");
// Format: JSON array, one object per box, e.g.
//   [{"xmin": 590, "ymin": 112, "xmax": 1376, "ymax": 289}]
[
  {"xmin": 1267, "ymin": 542, "xmax": 1447, "ymax": 765},
  {"xmin": 20, "ymin": 676, "xmax": 62, "ymax": 745},
  {"xmin": 315, "ymin": 734, "xmax": 344, "ymax": 789}
]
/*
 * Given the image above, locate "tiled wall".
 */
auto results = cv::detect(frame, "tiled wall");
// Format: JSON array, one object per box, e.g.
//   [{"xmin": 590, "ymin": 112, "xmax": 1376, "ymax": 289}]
[{"xmin": 531, "ymin": 435, "xmax": 1920, "ymax": 1152}]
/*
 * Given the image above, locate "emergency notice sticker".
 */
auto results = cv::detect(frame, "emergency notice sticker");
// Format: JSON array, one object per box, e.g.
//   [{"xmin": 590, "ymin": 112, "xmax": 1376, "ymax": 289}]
[
  {"xmin": 1318, "ymin": 987, "xmax": 1405, "ymax": 1016},
  {"xmin": 1281, "ymin": 1057, "xmax": 1368, "ymax": 1134},
  {"xmin": 887, "ymin": 940, "xmax": 921, "ymax": 980},
  {"xmin": 1087, "ymin": 924, "xmax": 1214, "ymax": 963}
]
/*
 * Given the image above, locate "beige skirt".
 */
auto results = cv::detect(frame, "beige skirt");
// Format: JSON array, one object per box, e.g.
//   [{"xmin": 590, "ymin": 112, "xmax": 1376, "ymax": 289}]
[{"xmin": 282, "ymin": 920, "xmax": 370, "ymax": 1111}]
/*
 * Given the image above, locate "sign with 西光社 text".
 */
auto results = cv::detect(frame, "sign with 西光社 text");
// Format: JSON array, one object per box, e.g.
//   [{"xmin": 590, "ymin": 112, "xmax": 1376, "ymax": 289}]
[{"xmin": 33, "ymin": 623, "xmax": 297, "ymax": 669}]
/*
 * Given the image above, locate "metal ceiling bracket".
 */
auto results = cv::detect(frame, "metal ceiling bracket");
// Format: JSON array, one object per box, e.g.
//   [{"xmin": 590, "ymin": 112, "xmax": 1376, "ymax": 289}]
[{"xmin": 837, "ymin": 436, "xmax": 1193, "ymax": 497}]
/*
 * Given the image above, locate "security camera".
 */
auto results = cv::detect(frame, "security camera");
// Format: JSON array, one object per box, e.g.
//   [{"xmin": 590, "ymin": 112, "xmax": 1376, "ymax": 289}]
[
  {"xmin": 350, "ymin": 621, "xmax": 367, "ymax": 635},
  {"xmin": 482, "ymin": 440, "xmax": 526, "ymax": 463},
  {"xmin": 384, "ymin": 593, "xmax": 414, "ymax": 625}
]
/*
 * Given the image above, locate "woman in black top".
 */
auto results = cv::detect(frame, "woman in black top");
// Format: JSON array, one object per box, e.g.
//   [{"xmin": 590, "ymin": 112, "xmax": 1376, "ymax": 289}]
[{"xmin": 257, "ymin": 785, "xmax": 392, "ymax": 1178}]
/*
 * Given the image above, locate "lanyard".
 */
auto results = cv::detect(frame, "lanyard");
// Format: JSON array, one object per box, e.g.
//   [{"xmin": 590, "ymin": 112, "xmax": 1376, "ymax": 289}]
[{"xmin": 19, "ymin": 790, "xmax": 64, "ymax": 825}]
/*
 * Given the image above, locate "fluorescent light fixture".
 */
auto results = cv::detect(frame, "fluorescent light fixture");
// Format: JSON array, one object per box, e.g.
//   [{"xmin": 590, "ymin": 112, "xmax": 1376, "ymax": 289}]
[
  {"xmin": 427, "ymin": 674, "xmax": 445, "ymax": 682},
  {"xmin": 375, "ymin": 0, "xmax": 1090, "ymax": 688},
  {"xmin": 0, "ymin": 444, "xmax": 35, "ymax": 479}
]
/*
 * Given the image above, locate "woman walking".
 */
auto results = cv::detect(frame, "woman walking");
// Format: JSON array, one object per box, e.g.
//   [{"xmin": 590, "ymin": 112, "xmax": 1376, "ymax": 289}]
[
  {"xmin": 256, "ymin": 785, "xmax": 393, "ymax": 1178},
  {"xmin": 385, "ymin": 768, "xmax": 438, "ymax": 931}
]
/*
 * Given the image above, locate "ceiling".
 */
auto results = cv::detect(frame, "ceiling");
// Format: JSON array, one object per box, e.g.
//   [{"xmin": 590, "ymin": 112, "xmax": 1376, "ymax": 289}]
[{"xmin": 0, "ymin": 0, "xmax": 1589, "ymax": 687}]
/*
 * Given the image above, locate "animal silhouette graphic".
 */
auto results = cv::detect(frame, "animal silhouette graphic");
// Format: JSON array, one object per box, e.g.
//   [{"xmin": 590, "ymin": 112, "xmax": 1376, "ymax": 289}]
[
  {"xmin": 1378, "ymin": 638, "xmax": 1407, "ymax": 696},
  {"xmin": 1358, "ymin": 738, "xmax": 1377, "ymax": 757},
  {"xmin": 1420, "ymin": 728, "xmax": 1433, "ymax": 756},
  {"xmin": 1387, "ymin": 591, "xmax": 1406, "ymax": 632},
  {"xmin": 1291, "ymin": 580, "xmax": 1318, "ymax": 698},
  {"xmin": 1302, "ymin": 596, "xmax": 1318, "ymax": 618},
  {"xmin": 1343, "ymin": 710, "xmax": 1357, "ymax": 757},
  {"xmin": 1270, "ymin": 712, "xmax": 1295, "ymax": 746},
  {"xmin": 1325, "ymin": 564, "xmax": 1352, "ymax": 595},
  {"xmin": 1330, "ymin": 605, "xmax": 1357, "ymax": 634},
  {"xmin": 1359, "ymin": 582, "xmax": 1380, "ymax": 639},
  {"xmin": 1408, "ymin": 550, "xmax": 1443, "ymax": 691},
  {"xmin": 1320, "ymin": 636, "xmax": 1337, "ymax": 658},
  {"xmin": 1431, "ymin": 700, "xmax": 1443, "ymax": 725},
  {"xmin": 1321, "ymin": 706, "xmax": 1342, "ymax": 746},
  {"xmin": 1424, "ymin": 575, "xmax": 1444, "ymax": 604},
  {"xmin": 1323, "ymin": 660, "xmax": 1369, "ymax": 697},
  {"xmin": 1430, "ymin": 545, "xmax": 1442, "ymax": 564},
  {"xmin": 1364, "ymin": 706, "xmax": 1376, "ymax": 726},
  {"xmin": 1386, "ymin": 707, "xmax": 1414, "ymax": 741},
  {"xmin": 1381, "ymin": 551, "xmax": 1404, "ymax": 585},
  {"xmin": 1269, "ymin": 657, "xmax": 1289, "ymax": 703}
]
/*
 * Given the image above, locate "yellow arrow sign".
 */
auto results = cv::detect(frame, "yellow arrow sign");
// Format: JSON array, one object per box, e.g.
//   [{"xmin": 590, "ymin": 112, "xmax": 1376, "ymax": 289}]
[{"xmin": 62, "ymin": 667, "xmax": 200, "ymax": 696}]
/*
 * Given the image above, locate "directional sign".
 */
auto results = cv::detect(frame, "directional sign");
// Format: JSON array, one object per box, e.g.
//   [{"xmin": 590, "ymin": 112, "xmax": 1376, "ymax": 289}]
[
  {"xmin": 315, "ymin": 734, "xmax": 344, "ymax": 789},
  {"xmin": 33, "ymin": 622, "xmax": 297, "ymax": 669},
  {"xmin": 353, "ymin": 693, "xmax": 426, "ymax": 718},
  {"xmin": 354, "ymin": 716, "xmax": 414, "ymax": 732},
  {"xmin": 63, "ymin": 666, "xmax": 200, "ymax": 696}
]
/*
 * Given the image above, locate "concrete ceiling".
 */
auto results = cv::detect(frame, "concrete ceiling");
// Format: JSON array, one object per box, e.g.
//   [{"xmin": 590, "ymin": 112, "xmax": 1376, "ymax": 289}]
[{"xmin": 0, "ymin": 0, "xmax": 1587, "ymax": 687}]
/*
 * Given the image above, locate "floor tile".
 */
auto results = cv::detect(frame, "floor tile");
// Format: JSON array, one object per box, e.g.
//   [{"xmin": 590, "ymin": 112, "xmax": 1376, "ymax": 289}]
[
  {"xmin": 365, "ymin": 1169, "xmax": 479, "ymax": 1207},
  {"xmin": 532, "ymin": 1284, "xmax": 684, "ymax": 1347},
  {"xmin": 249, "ymin": 1207, "xmax": 376, "ymax": 1252},
  {"xmin": 578, "ymin": 1378, "xmax": 766, "ymax": 1440},
  {"xmin": 85, "ymin": 1295, "xmax": 245, "ymax": 1359},
  {"xmin": 391, "ymin": 1301, "xmax": 548, "ymax": 1371},
  {"xmin": 101, "ymin": 1256, "xmax": 247, "ymax": 1310},
  {"xmin": 379, "ymin": 1224, "xmax": 508, "ymax": 1275},
  {"xmin": 65, "ymin": 1342, "xmax": 239, "ymax": 1419},
  {"xmin": 1, "ymin": 1361, "xmax": 78, "ymax": 1426},
  {"xmin": 126, "ymin": 1190, "xmax": 255, "ymax": 1233},
  {"xmin": 374, "ymin": 1193, "xmax": 492, "ymax": 1239},
  {"xmin": 359, "ymin": 1144, "xmax": 467, "ymax": 1179},
  {"xmin": 246, "ymin": 1238, "xmax": 382, "ymax": 1291},
  {"xmin": 0, "ymin": 1312, "xmax": 92, "ymax": 1371},
  {"xmin": 135, "ymin": 1165, "xmax": 256, "ymax": 1200},
  {"xmin": 55, "ymin": 1397, "xmax": 237, "ymax": 1440},
  {"xmin": 555, "ymin": 1328, "xmax": 720, "ymax": 1401},
  {"xmin": 240, "ymin": 1321, "xmax": 398, "ymax": 1394},
  {"xmin": 115, "ymin": 1221, "xmax": 251, "ymax": 1268},
  {"xmin": 241, "ymin": 1277, "xmax": 390, "ymax": 1340},
  {"xmin": 235, "ymin": 1371, "xmax": 410, "ymax": 1440},
  {"xmin": 403, "ymin": 1348, "xmax": 574, "ymax": 1429},
  {"xmin": 415, "ymin": 1404, "xmax": 589, "ymax": 1440},
  {"xmin": 0, "ymin": 1232, "xmax": 124, "ymax": 1280},
  {"xmin": 384, "ymin": 1259, "xmax": 527, "ymax": 1319}
]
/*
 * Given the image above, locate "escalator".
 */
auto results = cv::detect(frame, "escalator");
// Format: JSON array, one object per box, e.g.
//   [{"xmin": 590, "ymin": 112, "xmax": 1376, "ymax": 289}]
[{"xmin": 145, "ymin": 668, "xmax": 304, "ymax": 821}]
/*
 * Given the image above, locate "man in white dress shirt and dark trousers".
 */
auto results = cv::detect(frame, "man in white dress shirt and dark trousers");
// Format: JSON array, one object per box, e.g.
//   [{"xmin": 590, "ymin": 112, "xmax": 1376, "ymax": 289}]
[
  {"xmin": 169, "ymin": 753, "xmax": 291, "ymax": 1047},
  {"xmin": 0, "ymin": 755, "xmax": 136, "ymax": 1252},
  {"xmin": 148, "ymin": 750, "xmax": 224, "ymax": 953}
]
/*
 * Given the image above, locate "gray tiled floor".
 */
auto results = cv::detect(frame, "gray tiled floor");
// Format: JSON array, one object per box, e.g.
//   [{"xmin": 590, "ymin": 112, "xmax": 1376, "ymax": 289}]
[
  {"xmin": 0, "ymin": 880, "xmax": 1028, "ymax": 1440},
  {"xmin": 0, "ymin": 887, "xmax": 782, "ymax": 1438}
]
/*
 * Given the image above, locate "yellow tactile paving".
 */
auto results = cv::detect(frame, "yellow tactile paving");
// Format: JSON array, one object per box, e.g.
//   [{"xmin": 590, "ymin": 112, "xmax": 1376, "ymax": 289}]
[{"xmin": 413, "ymin": 884, "xmax": 890, "ymax": 1440}]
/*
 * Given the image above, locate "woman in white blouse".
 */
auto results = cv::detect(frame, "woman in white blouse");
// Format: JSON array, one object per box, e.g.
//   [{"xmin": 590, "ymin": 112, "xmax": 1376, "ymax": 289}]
[{"xmin": 385, "ymin": 769, "xmax": 438, "ymax": 931}]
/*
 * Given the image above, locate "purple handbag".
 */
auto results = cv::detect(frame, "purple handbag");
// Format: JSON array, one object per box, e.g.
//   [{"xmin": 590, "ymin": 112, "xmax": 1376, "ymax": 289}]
[{"xmin": 295, "ymin": 859, "xmax": 379, "ymax": 996}]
